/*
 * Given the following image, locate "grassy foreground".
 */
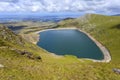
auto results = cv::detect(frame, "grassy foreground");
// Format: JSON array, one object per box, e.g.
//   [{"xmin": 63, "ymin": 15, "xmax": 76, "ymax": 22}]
[{"xmin": 0, "ymin": 14, "xmax": 120, "ymax": 80}]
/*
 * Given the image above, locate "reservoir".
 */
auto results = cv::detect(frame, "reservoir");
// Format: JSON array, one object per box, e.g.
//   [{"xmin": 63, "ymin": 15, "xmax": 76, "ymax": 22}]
[{"xmin": 37, "ymin": 29, "xmax": 104, "ymax": 60}]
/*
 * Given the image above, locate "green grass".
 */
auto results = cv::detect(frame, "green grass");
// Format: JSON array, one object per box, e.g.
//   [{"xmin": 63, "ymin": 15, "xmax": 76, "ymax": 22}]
[
  {"xmin": 0, "ymin": 14, "xmax": 120, "ymax": 80},
  {"xmin": 1, "ymin": 48, "xmax": 120, "ymax": 80}
]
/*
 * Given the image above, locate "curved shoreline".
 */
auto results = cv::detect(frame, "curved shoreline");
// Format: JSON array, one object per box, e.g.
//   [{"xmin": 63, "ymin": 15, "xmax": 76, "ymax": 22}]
[
  {"xmin": 78, "ymin": 29, "xmax": 111, "ymax": 62},
  {"xmin": 34, "ymin": 27, "xmax": 111, "ymax": 63}
]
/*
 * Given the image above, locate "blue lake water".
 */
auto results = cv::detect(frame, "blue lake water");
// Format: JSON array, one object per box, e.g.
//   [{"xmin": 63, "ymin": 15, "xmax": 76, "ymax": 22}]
[{"xmin": 37, "ymin": 29, "xmax": 104, "ymax": 60}]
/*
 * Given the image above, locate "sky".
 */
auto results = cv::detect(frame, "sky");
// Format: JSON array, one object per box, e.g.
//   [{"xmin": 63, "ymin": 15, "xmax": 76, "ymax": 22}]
[{"xmin": 0, "ymin": 0, "xmax": 120, "ymax": 15}]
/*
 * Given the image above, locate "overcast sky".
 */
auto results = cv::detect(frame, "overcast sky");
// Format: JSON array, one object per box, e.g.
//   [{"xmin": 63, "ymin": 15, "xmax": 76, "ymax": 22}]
[{"xmin": 0, "ymin": 0, "xmax": 120, "ymax": 15}]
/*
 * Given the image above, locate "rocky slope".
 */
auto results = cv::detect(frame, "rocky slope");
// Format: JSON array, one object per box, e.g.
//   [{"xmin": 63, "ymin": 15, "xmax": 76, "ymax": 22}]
[{"xmin": 0, "ymin": 25, "xmax": 42, "ymax": 60}]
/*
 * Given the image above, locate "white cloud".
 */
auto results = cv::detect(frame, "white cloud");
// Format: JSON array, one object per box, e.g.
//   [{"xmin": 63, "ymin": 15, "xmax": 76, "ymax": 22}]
[{"xmin": 0, "ymin": 0, "xmax": 119, "ymax": 14}]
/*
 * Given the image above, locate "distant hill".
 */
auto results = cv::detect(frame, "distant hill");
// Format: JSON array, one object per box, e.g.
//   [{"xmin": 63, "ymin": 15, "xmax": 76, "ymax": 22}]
[
  {"xmin": 112, "ymin": 14, "xmax": 120, "ymax": 16},
  {"xmin": 62, "ymin": 17, "xmax": 75, "ymax": 20}
]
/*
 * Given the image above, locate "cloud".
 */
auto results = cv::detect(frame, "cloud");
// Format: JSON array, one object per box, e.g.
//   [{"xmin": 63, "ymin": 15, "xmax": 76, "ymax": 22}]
[{"xmin": 0, "ymin": 0, "xmax": 120, "ymax": 14}]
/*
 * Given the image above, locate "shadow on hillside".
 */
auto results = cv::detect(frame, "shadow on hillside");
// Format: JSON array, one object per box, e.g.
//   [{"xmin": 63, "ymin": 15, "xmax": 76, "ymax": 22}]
[
  {"xmin": 8, "ymin": 26, "xmax": 27, "ymax": 31},
  {"xmin": 111, "ymin": 24, "xmax": 120, "ymax": 29}
]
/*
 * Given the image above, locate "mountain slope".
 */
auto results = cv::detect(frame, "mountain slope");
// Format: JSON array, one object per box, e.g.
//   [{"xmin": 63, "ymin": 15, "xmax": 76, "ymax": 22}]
[
  {"xmin": 0, "ymin": 14, "xmax": 120, "ymax": 80},
  {"xmin": 58, "ymin": 14, "xmax": 120, "ymax": 63},
  {"xmin": 0, "ymin": 25, "xmax": 42, "ymax": 58}
]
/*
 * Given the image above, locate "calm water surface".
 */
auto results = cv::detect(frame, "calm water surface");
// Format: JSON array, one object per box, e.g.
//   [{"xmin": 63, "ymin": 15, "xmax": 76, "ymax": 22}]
[{"xmin": 37, "ymin": 29, "xmax": 104, "ymax": 60}]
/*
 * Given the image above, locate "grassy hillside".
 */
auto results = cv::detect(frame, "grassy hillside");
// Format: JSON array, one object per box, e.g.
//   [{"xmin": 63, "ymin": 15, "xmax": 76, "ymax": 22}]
[
  {"xmin": 58, "ymin": 14, "xmax": 120, "ymax": 63},
  {"xmin": 0, "ymin": 14, "xmax": 120, "ymax": 80}
]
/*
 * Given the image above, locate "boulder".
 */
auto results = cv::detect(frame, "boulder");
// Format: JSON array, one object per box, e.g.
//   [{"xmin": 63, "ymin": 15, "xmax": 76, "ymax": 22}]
[
  {"xmin": 113, "ymin": 68, "xmax": 120, "ymax": 74},
  {"xmin": 0, "ymin": 64, "xmax": 4, "ymax": 68},
  {"xmin": 36, "ymin": 56, "xmax": 42, "ymax": 60}
]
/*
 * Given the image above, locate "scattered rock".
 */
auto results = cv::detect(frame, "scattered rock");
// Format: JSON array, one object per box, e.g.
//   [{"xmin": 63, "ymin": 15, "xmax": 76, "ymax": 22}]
[
  {"xmin": 36, "ymin": 56, "xmax": 42, "ymax": 60},
  {"xmin": 23, "ymin": 50, "xmax": 32, "ymax": 56},
  {"xmin": 113, "ymin": 68, "xmax": 120, "ymax": 74},
  {"xmin": 15, "ymin": 49, "xmax": 32, "ymax": 56},
  {"xmin": 0, "ymin": 64, "xmax": 4, "ymax": 68},
  {"xmin": 15, "ymin": 49, "xmax": 26, "ymax": 55},
  {"xmin": 14, "ymin": 49, "xmax": 42, "ymax": 60}
]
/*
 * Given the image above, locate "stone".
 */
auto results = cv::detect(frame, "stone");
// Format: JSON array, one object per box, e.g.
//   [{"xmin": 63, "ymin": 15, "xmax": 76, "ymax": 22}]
[
  {"xmin": 113, "ymin": 68, "xmax": 120, "ymax": 74},
  {"xmin": 36, "ymin": 56, "xmax": 42, "ymax": 60},
  {"xmin": 0, "ymin": 64, "xmax": 4, "ymax": 68}
]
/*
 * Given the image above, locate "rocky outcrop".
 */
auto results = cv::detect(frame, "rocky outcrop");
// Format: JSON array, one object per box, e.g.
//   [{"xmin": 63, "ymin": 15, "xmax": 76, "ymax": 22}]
[
  {"xmin": 0, "ymin": 26, "xmax": 25, "ymax": 46},
  {"xmin": 14, "ymin": 49, "xmax": 42, "ymax": 60},
  {"xmin": 0, "ymin": 26, "xmax": 42, "ymax": 61}
]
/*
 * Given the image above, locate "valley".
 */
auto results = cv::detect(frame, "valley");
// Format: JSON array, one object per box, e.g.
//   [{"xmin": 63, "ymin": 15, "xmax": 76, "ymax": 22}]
[{"xmin": 0, "ymin": 14, "xmax": 120, "ymax": 80}]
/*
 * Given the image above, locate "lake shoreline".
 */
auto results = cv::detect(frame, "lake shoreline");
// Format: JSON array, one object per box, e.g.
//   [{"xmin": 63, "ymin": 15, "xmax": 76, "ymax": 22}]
[
  {"xmin": 33, "ymin": 27, "xmax": 111, "ymax": 63},
  {"xmin": 78, "ymin": 29, "xmax": 111, "ymax": 62}
]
